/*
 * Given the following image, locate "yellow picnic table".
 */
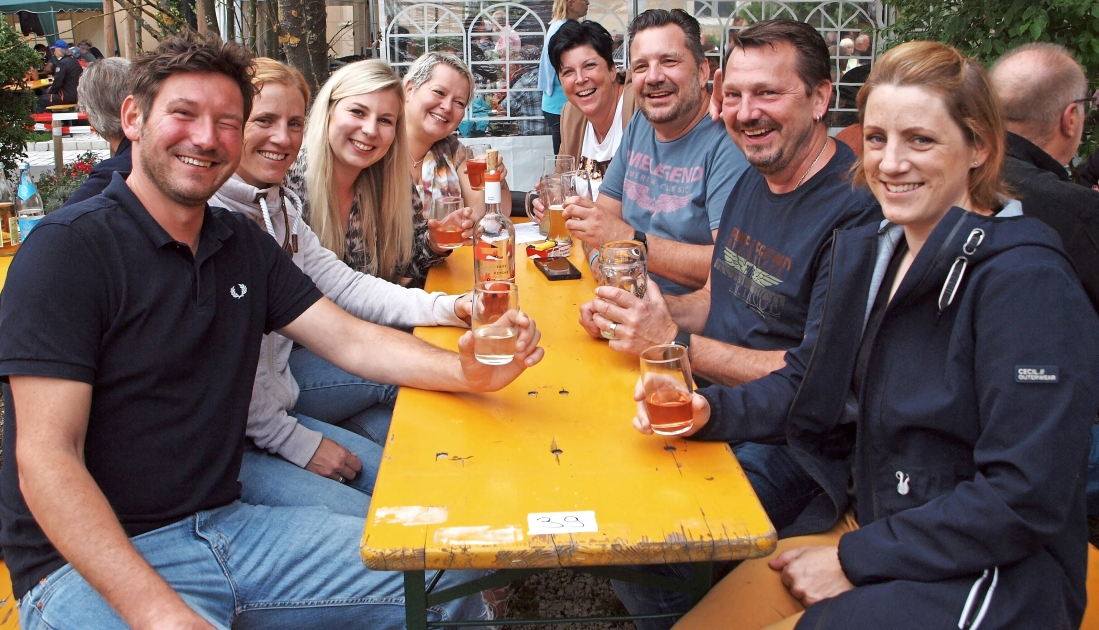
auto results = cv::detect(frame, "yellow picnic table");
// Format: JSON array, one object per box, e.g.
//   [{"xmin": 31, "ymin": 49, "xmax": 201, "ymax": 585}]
[{"xmin": 360, "ymin": 243, "xmax": 777, "ymax": 627}]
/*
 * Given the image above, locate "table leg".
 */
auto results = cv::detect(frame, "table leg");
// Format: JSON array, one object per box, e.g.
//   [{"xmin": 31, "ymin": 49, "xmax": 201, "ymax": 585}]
[
  {"xmin": 404, "ymin": 570, "xmax": 429, "ymax": 630},
  {"xmin": 687, "ymin": 562, "xmax": 713, "ymax": 606}
]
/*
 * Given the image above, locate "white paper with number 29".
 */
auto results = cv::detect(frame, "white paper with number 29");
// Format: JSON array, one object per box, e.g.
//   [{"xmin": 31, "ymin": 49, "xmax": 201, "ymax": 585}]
[{"xmin": 527, "ymin": 511, "xmax": 599, "ymax": 535}]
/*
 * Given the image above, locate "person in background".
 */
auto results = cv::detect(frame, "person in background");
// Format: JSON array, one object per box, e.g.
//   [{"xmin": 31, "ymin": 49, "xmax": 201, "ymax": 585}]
[
  {"xmin": 36, "ymin": 40, "xmax": 82, "ymax": 112},
  {"xmin": 212, "ymin": 58, "xmax": 472, "ymax": 515},
  {"xmin": 75, "ymin": 40, "xmax": 97, "ymax": 64},
  {"xmin": 853, "ymin": 33, "xmax": 871, "ymax": 66},
  {"xmin": 669, "ymin": 40, "xmax": 1099, "ymax": 630},
  {"xmin": 539, "ymin": 0, "xmax": 590, "ymax": 153},
  {"xmin": 562, "ymin": 9, "xmax": 749, "ymax": 296},
  {"xmin": 552, "ymin": 19, "xmax": 636, "ymax": 187},
  {"xmin": 33, "ymin": 43, "xmax": 56, "ymax": 78},
  {"xmin": 404, "ymin": 51, "xmax": 512, "ymax": 218},
  {"xmin": 505, "ymin": 45, "xmax": 552, "ymax": 136},
  {"xmin": 65, "ymin": 57, "xmax": 132, "ymax": 207},
  {"xmin": 990, "ymin": 43, "xmax": 1099, "ymax": 315},
  {"xmin": 78, "ymin": 38, "xmax": 104, "ymax": 60},
  {"xmin": 491, "ymin": 9, "xmax": 521, "ymax": 58},
  {"xmin": 989, "ymin": 43, "xmax": 1099, "ymax": 524}
]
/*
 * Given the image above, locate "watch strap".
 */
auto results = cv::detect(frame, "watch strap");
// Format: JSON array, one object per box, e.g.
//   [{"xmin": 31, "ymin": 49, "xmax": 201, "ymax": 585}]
[
  {"xmin": 673, "ymin": 328, "xmax": 691, "ymax": 349},
  {"xmin": 633, "ymin": 230, "xmax": 648, "ymax": 249}
]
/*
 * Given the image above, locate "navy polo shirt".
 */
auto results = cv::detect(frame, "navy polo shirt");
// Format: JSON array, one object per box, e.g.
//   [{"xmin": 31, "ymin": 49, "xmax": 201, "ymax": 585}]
[{"xmin": 0, "ymin": 172, "xmax": 322, "ymax": 598}]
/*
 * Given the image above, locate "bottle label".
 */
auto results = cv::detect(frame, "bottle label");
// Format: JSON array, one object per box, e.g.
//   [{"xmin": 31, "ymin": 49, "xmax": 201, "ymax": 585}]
[
  {"xmin": 474, "ymin": 239, "xmax": 514, "ymax": 282},
  {"xmin": 484, "ymin": 180, "xmax": 502, "ymax": 205}
]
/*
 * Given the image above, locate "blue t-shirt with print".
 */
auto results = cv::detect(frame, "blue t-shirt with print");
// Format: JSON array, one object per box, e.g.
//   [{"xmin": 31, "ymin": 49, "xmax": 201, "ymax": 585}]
[
  {"xmin": 601, "ymin": 111, "xmax": 748, "ymax": 295},
  {"xmin": 704, "ymin": 141, "xmax": 881, "ymax": 350}
]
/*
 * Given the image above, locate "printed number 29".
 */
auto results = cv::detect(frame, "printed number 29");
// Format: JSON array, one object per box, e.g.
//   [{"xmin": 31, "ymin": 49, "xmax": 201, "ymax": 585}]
[{"xmin": 535, "ymin": 515, "xmax": 585, "ymax": 529}]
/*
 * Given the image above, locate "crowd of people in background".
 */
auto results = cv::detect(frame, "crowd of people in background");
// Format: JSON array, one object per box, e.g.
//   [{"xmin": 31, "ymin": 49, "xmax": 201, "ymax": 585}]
[{"xmin": 2, "ymin": 8, "xmax": 1099, "ymax": 629}]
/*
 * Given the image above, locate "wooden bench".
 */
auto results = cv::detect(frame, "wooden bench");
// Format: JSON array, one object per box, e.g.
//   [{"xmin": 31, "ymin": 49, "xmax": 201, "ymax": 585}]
[
  {"xmin": 45, "ymin": 103, "xmax": 78, "ymax": 113},
  {"xmin": 674, "ymin": 543, "xmax": 1099, "ymax": 630}
]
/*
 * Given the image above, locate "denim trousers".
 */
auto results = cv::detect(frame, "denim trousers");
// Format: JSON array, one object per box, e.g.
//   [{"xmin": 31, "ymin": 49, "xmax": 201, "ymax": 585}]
[
  {"xmin": 18, "ymin": 501, "xmax": 489, "ymax": 629},
  {"xmin": 611, "ymin": 442, "xmax": 823, "ymax": 630},
  {"xmin": 289, "ymin": 346, "xmax": 398, "ymax": 445},
  {"xmin": 238, "ymin": 413, "xmax": 383, "ymax": 517}
]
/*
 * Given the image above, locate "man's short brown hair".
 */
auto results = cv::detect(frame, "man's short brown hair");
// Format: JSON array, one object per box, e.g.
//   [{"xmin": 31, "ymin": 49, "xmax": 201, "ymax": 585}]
[{"xmin": 127, "ymin": 31, "xmax": 255, "ymax": 122}]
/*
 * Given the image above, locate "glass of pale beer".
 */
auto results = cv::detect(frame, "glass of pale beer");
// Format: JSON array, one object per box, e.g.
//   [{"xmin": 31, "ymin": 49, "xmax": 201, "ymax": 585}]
[{"xmin": 639, "ymin": 344, "xmax": 694, "ymax": 436}]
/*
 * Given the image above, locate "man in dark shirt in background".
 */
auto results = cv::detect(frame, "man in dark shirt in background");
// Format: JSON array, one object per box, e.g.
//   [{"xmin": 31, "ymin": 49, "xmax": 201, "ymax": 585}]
[{"xmin": 36, "ymin": 40, "xmax": 82, "ymax": 112}]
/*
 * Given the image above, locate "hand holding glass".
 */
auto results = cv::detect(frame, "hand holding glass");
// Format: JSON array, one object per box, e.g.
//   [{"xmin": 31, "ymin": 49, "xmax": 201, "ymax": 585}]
[
  {"xmin": 428, "ymin": 196, "xmax": 465, "ymax": 249},
  {"xmin": 526, "ymin": 155, "xmax": 577, "ymax": 236},
  {"xmin": 473, "ymin": 281, "xmax": 520, "ymax": 365},
  {"xmin": 639, "ymin": 344, "xmax": 694, "ymax": 436},
  {"xmin": 465, "ymin": 144, "xmax": 492, "ymax": 190},
  {"xmin": 598, "ymin": 239, "xmax": 648, "ymax": 300}
]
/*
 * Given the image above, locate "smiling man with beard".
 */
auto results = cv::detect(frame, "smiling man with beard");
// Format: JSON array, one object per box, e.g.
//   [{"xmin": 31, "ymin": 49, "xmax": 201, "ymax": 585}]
[
  {"xmin": 563, "ymin": 9, "xmax": 748, "ymax": 297},
  {"xmin": 597, "ymin": 20, "xmax": 881, "ymax": 629}
]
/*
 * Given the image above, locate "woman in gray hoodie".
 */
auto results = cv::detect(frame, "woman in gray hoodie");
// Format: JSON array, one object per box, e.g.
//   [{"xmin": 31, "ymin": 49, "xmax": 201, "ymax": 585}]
[{"xmin": 212, "ymin": 58, "xmax": 472, "ymax": 516}]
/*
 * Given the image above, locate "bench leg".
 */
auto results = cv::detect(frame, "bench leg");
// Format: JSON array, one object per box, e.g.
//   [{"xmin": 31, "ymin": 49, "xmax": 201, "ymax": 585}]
[
  {"xmin": 404, "ymin": 570, "xmax": 429, "ymax": 630},
  {"xmin": 53, "ymin": 126, "xmax": 63, "ymax": 173}
]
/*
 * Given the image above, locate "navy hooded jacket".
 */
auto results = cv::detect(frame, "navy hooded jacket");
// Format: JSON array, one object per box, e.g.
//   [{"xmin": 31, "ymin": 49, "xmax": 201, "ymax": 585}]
[{"xmin": 774, "ymin": 207, "xmax": 1099, "ymax": 629}]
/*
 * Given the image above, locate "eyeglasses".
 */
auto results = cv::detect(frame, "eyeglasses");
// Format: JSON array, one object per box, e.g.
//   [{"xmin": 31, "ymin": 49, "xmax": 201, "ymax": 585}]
[{"xmin": 1071, "ymin": 96, "xmax": 1097, "ymax": 115}]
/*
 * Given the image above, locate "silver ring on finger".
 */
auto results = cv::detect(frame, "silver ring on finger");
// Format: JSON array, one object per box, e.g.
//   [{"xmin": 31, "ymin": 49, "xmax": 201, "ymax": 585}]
[
  {"xmin": 602, "ymin": 321, "xmax": 618, "ymax": 340},
  {"xmin": 337, "ymin": 475, "xmax": 346, "ymax": 484}
]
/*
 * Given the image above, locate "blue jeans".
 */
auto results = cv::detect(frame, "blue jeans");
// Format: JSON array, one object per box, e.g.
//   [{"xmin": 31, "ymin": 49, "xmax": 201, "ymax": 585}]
[
  {"xmin": 611, "ymin": 442, "xmax": 823, "ymax": 630},
  {"xmin": 238, "ymin": 413, "xmax": 382, "ymax": 517},
  {"xmin": 290, "ymin": 347, "xmax": 398, "ymax": 445},
  {"xmin": 19, "ymin": 501, "xmax": 489, "ymax": 629}
]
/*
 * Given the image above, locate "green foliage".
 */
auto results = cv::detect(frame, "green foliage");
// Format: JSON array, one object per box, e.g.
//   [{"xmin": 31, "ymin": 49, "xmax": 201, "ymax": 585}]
[
  {"xmin": 882, "ymin": 0, "xmax": 1099, "ymax": 160},
  {"xmin": 35, "ymin": 151, "xmax": 101, "ymax": 214},
  {"xmin": 882, "ymin": 0, "xmax": 1099, "ymax": 78},
  {"xmin": 0, "ymin": 17, "xmax": 40, "ymax": 175}
]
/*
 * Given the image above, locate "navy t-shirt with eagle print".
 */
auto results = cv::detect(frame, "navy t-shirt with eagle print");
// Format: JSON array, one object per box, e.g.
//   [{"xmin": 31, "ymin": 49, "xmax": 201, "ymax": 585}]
[
  {"xmin": 600, "ymin": 110, "xmax": 748, "ymax": 295},
  {"xmin": 704, "ymin": 141, "xmax": 881, "ymax": 351}
]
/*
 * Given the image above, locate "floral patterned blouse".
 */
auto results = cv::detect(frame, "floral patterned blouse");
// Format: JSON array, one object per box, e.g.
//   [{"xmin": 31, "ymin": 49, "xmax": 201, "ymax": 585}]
[
  {"xmin": 288, "ymin": 153, "xmax": 447, "ymax": 289},
  {"xmin": 415, "ymin": 134, "xmax": 471, "ymax": 214}
]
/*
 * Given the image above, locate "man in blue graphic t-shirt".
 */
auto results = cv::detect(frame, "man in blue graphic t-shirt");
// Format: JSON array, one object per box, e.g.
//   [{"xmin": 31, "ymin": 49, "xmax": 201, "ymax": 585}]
[
  {"xmin": 582, "ymin": 20, "xmax": 882, "ymax": 629},
  {"xmin": 563, "ymin": 9, "xmax": 748, "ymax": 296}
]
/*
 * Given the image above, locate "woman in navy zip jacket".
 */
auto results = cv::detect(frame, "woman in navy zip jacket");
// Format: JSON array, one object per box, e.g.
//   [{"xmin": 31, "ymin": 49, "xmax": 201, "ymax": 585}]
[{"xmin": 643, "ymin": 42, "xmax": 1099, "ymax": 630}]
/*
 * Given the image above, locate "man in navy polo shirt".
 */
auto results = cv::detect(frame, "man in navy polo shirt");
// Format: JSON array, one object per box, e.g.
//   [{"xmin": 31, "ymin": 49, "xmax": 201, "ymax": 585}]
[{"xmin": 0, "ymin": 34, "xmax": 543, "ymax": 629}]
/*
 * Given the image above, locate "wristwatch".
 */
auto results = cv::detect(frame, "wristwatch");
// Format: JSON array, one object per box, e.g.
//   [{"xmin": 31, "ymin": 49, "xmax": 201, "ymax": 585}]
[
  {"xmin": 673, "ymin": 328, "xmax": 691, "ymax": 350},
  {"xmin": 633, "ymin": 230, "xmax": 648, "ymax": 249}
]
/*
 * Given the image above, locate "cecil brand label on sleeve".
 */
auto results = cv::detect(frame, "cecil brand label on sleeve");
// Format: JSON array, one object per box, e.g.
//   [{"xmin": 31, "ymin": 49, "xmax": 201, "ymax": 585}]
[{"xmin": 1015, "ymin": 365, "xmax": 1059, "ymax": 384}]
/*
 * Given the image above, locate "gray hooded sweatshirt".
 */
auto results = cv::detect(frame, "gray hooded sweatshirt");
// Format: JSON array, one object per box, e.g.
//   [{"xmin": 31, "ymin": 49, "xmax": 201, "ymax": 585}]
[{"xmin": 211, "ymin": 174, "xmax": 467, "ymax": 467}]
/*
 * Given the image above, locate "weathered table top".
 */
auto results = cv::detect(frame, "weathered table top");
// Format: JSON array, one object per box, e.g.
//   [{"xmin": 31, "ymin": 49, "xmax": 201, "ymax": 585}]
[{"xmin": 360, "ymin": 245, "xmax": 776, "ymax": 571}]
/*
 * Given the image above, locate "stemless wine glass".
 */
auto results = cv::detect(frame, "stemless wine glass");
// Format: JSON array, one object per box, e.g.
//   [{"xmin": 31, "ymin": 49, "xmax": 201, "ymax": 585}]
[
  {"xmin": 472, "ymin": 281, "xmax": 520, "ymax": 365},
  {"xmin": 465, "ymin": 143, "xmax": 493, "ymax": 190},
  {"xmin": 639, "ymin": 344, "xmax": 694, "ymax": 436},
  {"xmin": 428, "ymin": 196, "xmax": 464, "ymax": 250},
  {"xmin": 598, "ymin": 240, "xmax": 648, "ymax": 299}
]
